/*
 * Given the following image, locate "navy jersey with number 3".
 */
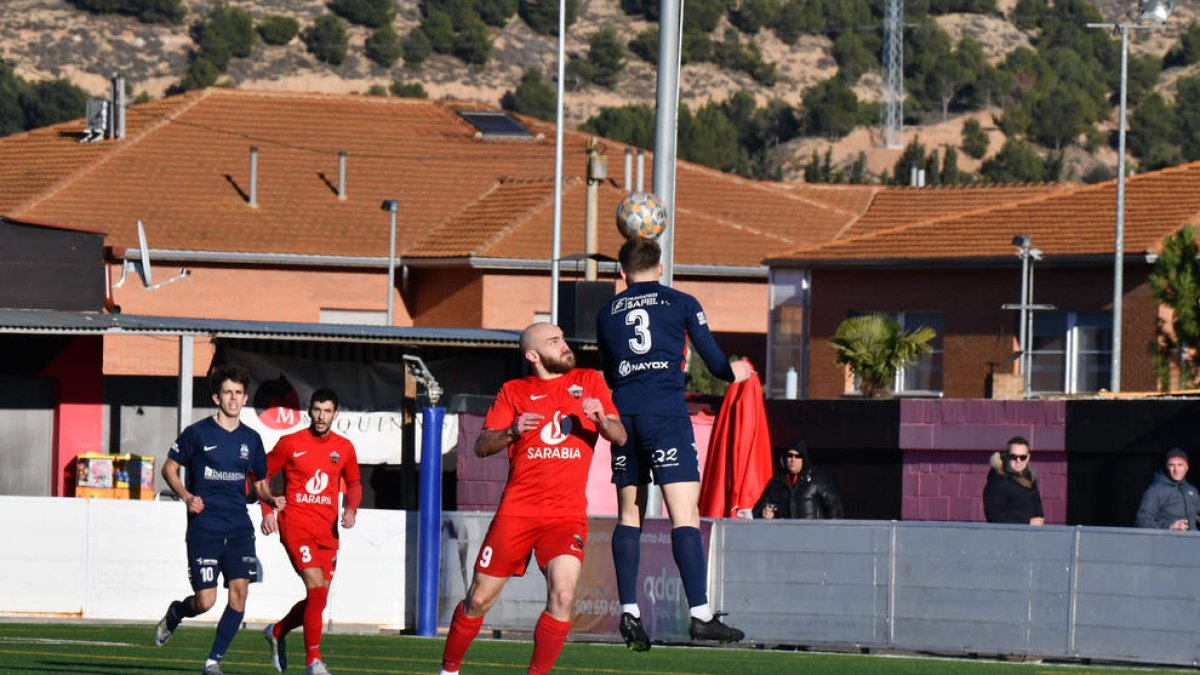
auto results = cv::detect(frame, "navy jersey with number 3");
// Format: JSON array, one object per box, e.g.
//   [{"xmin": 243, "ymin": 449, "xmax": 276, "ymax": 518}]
[
  {"xmin": 168, "ymin": 416, "xmax": 267, "ymax": 540},
  {"xmin": 597, "ymin": 280, "xmax": 736, "ymax": 417}
]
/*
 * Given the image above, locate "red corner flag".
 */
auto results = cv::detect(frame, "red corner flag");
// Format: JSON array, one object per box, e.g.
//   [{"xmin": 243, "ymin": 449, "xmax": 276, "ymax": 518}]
[{"xmin": 699, "ymin": 360, "xmax": 773, "ymax": 518}]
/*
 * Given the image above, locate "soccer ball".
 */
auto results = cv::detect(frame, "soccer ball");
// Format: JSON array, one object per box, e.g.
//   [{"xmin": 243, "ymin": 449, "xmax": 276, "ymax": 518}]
[{"xmin": 615, "ymin": 191, "xmax": 668, "ymax": 240}]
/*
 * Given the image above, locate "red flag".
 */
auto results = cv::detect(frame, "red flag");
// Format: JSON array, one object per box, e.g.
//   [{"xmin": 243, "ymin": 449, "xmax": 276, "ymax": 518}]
[{"xmin": 698, "ymin": 361, "xmax": 773, "ymax": 518}]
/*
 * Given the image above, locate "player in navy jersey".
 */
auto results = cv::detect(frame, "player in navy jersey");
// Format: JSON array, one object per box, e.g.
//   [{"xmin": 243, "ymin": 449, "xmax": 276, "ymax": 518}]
[
  {"xmin": 154, "ymin": 365, "xmax": 281, "ymax": 675},
  {"xmin": 596, "ymin": 237, "xmax": 752, "ymax": 650}
]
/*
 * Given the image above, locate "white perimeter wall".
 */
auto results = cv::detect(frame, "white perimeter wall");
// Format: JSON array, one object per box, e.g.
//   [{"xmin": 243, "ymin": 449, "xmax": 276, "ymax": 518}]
[{"xmin": 0, "ymin": 496, "xmax": 410, "ymax": 629}]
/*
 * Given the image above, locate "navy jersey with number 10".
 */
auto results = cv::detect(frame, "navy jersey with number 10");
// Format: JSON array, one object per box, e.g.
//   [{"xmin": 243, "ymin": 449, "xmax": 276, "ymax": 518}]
[{"xmin": 597, "ymin": 280, "xmax": 736, "ymax": 417}]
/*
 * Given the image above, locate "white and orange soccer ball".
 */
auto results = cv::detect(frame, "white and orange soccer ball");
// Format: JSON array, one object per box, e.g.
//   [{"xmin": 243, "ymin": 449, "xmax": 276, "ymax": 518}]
[{"xmin": 615, "ymin": 191, "xmax": 667, "ymax": 240}]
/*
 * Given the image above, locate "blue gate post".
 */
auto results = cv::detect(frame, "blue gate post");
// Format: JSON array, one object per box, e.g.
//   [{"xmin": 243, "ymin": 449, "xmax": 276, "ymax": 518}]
[{"xmin": 416, "ymin": 405, "xmax": 445, "ymax": 636}]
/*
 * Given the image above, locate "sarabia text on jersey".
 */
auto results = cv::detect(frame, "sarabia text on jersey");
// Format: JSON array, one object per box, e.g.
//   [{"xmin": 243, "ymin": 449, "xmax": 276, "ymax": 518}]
[
  {"xmin": 484, "ymin": 368, "xmax": 616, "ymax": 518},
  {"xmin": 266, "ymin": 429, "xmax": 360, "ymax": 547},
  {"xmin": 168, "ymin": 417, "xmax": 267, "ymax": 539},
  {"xmin": 596, "ymin": 280, "xmax": 736, "ymax": 417}
]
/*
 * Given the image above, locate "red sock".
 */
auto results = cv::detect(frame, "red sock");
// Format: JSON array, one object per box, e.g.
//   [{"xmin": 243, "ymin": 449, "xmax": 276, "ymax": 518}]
[
  {"xmin": 303, "ymin": 585, "xmax": 329, "ymax": 665},
  {"xmin": 278, "ymin": 599, "xmax": 306, "ymax": 637},
  {"xmin": 528, "ymin": 612, "xmax": 571, "ymax": 675},
  {"xmin": 441, "ymin": 601, "xmax": 484, "ymax": 672}
]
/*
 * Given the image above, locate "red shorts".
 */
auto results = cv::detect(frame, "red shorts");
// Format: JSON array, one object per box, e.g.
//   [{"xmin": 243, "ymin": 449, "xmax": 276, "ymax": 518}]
[
  {"xmin": 474, "ymin": 515, "xmax": 587, "ymax": 578},
  {"xmin": 280, "ymin": 529, "xmax": 338, "ymax": 581}
]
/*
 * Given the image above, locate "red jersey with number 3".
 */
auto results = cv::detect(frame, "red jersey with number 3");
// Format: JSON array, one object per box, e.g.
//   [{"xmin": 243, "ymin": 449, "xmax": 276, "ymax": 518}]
[
  {"xmin": 267, "ymin": 429, "xmax": 360, "ymax": 548},
  {"xmin": 485, "ymin": 368, "xmax": 615, "ymax": 518}
]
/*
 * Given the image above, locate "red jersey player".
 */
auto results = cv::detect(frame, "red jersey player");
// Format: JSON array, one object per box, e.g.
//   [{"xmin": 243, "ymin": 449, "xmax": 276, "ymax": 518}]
[
  {"xmin": 439, "ymin": 322, "xmax": 627, "ymax": 675},
  {"xmin": 259, "ymin": 388, "xmax": 361, "ymax": 675}
]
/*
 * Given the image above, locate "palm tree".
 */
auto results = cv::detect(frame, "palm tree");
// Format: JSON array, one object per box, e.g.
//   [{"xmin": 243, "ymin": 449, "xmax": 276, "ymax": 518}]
[{"xmin": 830, "ymin": 313, "xmax": 936, "ymax": 398}]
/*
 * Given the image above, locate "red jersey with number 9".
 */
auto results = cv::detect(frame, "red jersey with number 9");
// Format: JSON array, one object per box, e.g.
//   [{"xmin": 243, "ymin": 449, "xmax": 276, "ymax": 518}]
[
  {"xmin": 484, "ymin": 368, "xmax": 616, "ymax": 518},
  {"xmin": 266, "ymin": 429, "xmax": 360, "ymax": 548}
]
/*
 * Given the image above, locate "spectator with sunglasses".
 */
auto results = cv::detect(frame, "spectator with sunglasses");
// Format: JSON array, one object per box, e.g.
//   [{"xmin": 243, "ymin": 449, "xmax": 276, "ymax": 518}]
[
  {"xmin": 1135, "ymin": 447, "xmax": 1200, "ymax": 531},
  {"xmin": 751, "ymin": 441, "xmax": 843, "ymax": 520},
  {"xmin": 983, "ymin": 436, "xmax": 1045, "ymax": 525}
]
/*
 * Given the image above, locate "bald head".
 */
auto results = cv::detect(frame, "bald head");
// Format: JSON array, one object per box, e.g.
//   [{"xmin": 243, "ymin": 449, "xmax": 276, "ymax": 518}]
[
  {"xmin": 519, "ymin": 322, "xmax": 575, "ymax": 376},
  {"xmin": 520, "ymin": 322, "xmax": 557, "ymax": 352}
]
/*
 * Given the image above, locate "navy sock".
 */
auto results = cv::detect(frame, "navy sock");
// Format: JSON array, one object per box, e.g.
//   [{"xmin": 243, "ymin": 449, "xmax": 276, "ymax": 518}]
[
  {"xmin": 671, "ymin": 526, "xmax": 708, "ymax": 608},
  {"xmin": 612, "ymin": 524, "xmax": 642, "ymax": 606},
  {"xmin": 208, "ymin": 606, "xmax": 244, "ymax": 662},
  {"xmin": 175, "ymin": 597, "xmax": 200, "ymax": 620}
]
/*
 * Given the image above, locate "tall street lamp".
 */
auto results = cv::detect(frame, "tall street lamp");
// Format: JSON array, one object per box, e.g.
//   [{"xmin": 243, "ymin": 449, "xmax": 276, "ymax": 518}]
[
  {"xmin": 381, "ymin": 199, "xmax": 399, "ymax": 326},
  {"xmin": 1002, "ymin": 235, "xmax": 1053, "ymax": 398},
  {"xmin": 1088, "ymin": 0, "xmax": 1177, "ymax": 392}
]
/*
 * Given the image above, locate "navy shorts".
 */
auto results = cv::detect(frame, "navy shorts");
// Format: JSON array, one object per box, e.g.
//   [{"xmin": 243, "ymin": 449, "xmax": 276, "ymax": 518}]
[
  {"xmin": 610, "ymin": 415, "xmax": 699, "ymax": 487},
  {"xmin": 185, "ymin": 534, "xmax": 261, "ymax": 591}
]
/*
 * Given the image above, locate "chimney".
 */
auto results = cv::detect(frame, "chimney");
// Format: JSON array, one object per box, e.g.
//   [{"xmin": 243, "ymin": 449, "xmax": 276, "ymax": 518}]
[
  {"xmin": 636, "ymin": 150, "xmax": 645, "ymax": 192},
  {"xmin": 249, "ymin": 146, "xmax": 259, "ymax": 207},
  {"xmin": 624, "ymin": 148, "xmax": 633, "ymax": 192},
  {"xmin": 338, "ymin": 150, "xmax": 347, "ymax": 200},
  {"xmin": 109, "ymin": 73, "xmax": 125, "ymax": 140}
]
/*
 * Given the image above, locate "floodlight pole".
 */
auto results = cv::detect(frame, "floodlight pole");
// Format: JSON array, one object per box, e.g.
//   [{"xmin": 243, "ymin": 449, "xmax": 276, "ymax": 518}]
[
  {"xmin": 653, "ymin": 0, "xmax": 683, "ymax": 287},
  {"xmin": 1089, "ymin": 1, "xmax": 1176, "ymax": 392},
  {"xmin": 1113, "ymin": 23, "xmax": 1130, "ymax": 393}
]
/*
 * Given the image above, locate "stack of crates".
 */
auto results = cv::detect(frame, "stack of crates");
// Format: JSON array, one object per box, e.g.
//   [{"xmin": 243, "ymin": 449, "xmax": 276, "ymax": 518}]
[{"xmin": 75, "ymin": 453, "xmax": 155, "ymax": 499}]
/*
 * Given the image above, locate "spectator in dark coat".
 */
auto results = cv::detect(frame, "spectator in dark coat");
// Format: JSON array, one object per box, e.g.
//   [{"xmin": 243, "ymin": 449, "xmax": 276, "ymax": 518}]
[
  {"xmin": 1136, "ymin": 447, "xmax": 1200, "ymax": 531},
  {"xmin": 983, "ymin": 436, "xmax": 1045, "ymax": 525},
  {"xmin": 751, "ymin": 441, "xmax": 843, "ymax": 519}
]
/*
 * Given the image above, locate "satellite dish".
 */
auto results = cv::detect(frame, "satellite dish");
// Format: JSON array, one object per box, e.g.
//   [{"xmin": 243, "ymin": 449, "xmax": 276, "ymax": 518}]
[
  {"xmin": 112, "ymin": 220, "xmax": 189, "ymax": 290},
  {"xmin": 137, "ymin": 219, "xmax": 153, "ymax": 286}
]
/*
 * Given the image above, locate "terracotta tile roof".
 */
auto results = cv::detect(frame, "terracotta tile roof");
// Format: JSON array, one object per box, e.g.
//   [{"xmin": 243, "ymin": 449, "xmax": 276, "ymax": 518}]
[
  {"xmin": 766, "ymin": 183, "xmax": 880, "ymax": 216},
  {"xmin": 0, "ymin": 88, "xmax": 839, "ymax": 269},
  {"xmin": 771, "ymin": 161, "xmax": 1200, "ymax": 265},
  {"xmin": 407, "ymin": 177, "xmax": 785, "ymax": 268},
  {"xmin": 672, "ymin": 162, "xmax": 862, "ymax": 247},
  {"xmin": 838, "ymin": 183, "xmax": 1072, "ymax": 238}
]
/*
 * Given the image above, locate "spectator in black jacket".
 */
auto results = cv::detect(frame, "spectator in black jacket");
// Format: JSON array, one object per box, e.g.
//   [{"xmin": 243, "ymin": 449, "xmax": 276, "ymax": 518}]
[
  {"xmin": 983, "ymin": 436, "xmax": 1045, "ymax": 526},
  {"xmin": 751, "ymin": 441, "xmax": 843, "ymax": 519},
  {"xmin": 1135, "ymin": 447, "xmax": 1200, "ymax": 531}
]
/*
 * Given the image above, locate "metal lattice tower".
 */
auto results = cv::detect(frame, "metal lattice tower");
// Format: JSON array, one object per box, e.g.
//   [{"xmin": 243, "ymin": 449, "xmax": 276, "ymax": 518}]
[{"xmin": 881, "ymin": 0, "xmax": 904, "ymax": 149}]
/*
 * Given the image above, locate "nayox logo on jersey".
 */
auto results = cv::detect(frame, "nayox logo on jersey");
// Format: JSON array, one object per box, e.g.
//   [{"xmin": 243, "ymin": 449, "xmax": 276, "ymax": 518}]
[
  {"xmin": 618, "ymin": 360, "xmax": 670, "ymax": 378},
  {"xmin": 295, "ymin": 469, "xmax": 333, "ymax": 505}
]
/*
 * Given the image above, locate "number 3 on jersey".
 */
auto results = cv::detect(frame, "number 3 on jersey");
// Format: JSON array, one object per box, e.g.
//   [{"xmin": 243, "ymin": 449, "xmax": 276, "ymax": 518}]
[
  {"xmin": 300, "ymin": 545, "xmax": 312, "ymax": 563},
  {"xmin": 626, "ymin": 309, "xmax": 652, "ymax": 354}
]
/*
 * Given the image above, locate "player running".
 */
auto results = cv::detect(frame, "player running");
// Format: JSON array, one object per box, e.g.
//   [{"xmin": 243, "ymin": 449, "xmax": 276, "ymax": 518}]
[{"xmin": 260, "ymin": 388, "xmax": 361, "ymax": 675}]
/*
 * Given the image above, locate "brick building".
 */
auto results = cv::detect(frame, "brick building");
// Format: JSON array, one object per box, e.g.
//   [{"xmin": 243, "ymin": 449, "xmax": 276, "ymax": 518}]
[{"xmin": 767, "ymin": 162, "xmax": 1200, "ymax": 399}]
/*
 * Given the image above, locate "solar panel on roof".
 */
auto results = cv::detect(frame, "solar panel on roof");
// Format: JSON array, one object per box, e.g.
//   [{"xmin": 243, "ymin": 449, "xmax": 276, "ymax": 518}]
[{"xmin": 458, "ymin": 111, "xmax": 533, "ymax": 139}]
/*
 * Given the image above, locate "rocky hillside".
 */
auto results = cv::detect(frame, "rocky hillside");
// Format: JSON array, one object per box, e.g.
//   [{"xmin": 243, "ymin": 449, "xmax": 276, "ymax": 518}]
[{"xmin": 1, "ymin": 0, "xmax": 1197, "ymax": 181}]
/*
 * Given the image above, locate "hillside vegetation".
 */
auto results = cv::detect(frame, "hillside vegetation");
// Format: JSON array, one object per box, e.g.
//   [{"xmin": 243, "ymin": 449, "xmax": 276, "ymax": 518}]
[{"xmin": 1, "ymin": 0, "xmax": 1198, "ymax": 184}]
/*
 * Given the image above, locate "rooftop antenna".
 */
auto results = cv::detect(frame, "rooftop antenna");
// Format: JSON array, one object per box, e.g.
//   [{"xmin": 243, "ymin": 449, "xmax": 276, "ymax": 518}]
[
  {"xmin": 112, "ymin": 220, "xmax": 191, "ymax": 289},
  {"xmin": 80, "ymin": 98, "xmax": 107, "ymax": 143}
]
